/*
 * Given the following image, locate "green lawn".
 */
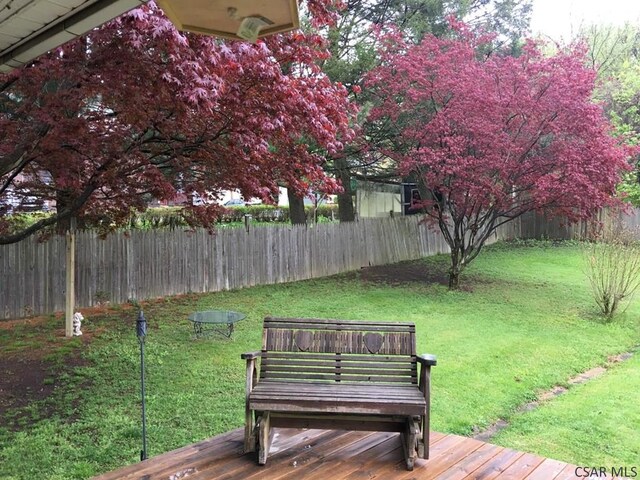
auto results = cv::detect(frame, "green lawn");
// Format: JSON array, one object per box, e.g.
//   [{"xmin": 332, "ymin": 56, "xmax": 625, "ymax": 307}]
[
  {"xmin": 0, "ymin": 241, "xmax": 638, "ymax": 479},
  {"xmin": 492, "ymin": 352, "xmax": 640, "ymax": 466}
]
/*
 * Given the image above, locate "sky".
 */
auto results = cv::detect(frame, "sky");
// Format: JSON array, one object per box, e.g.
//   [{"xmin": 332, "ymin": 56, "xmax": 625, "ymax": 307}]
[{"xmin": 530, "ymin": 0, "xmax": 640, "ymax": 42}]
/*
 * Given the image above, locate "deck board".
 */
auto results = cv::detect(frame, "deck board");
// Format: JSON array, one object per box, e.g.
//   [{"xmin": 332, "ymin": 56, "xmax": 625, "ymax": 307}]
[
  {"xmin": 92, "ymin": 428, "xmax": 581, "ymax": 480},
  {"xmin": 523, "ymin": 458, "xmax": 569, "ymax": 480}
]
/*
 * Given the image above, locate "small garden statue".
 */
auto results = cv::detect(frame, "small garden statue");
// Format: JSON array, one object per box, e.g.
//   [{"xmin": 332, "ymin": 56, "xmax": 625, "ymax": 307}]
[{"xmin": 73, "ymin": 312, "xmax": 84, "ymax": 336}]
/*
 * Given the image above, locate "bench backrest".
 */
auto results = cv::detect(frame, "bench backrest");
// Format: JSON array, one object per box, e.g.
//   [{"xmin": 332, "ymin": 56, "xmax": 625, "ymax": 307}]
[{"xmin": 260, "ymin": 317, "xmax": 418, "ymax": 385}]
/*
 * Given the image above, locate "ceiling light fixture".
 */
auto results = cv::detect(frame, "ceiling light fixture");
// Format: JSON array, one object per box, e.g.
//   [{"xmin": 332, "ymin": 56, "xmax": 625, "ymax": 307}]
[{"xmin": 156, "ymin": 0, "xmax": 300, "ymax": 42}]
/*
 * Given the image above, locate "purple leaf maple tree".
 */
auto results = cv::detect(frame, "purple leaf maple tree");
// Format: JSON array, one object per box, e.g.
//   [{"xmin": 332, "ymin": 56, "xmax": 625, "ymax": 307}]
[
  {"xmin": 366, "ymin": 27, "xmax": 632, "ymax": 289},
  {"xmin": 0, "ymin": 1, "xmax": 354, "ymax": 244}
]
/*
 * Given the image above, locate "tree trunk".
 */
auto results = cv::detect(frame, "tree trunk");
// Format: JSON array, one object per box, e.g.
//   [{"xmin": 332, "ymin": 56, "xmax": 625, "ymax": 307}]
[
  {"xmin": 448, "ymin": 267, "xmax": 461, "ymax": 290},
  {"xmin": 448, "ymin": 248, "xmax": 463, "ymax": 290},
  {"xmin": 335, "ymin": 157, "xmax": 355, "ymax": 222},
  {"xmin": 287, "ymin": 190, "xmax": 307, "ymax": 225},
  {"xmin": 56, "ymin": 190, "xmax": 73, "ymax": 233}
]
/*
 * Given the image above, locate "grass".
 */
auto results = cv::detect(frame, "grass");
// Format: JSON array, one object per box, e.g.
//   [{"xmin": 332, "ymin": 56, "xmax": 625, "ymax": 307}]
[
  {"xmin": 0, "ymin": 241, "xmax": 639, "ymax": 479},
  {"xmin": 492, "ymin": 352, "xmax": 640, "ymax": 466}
]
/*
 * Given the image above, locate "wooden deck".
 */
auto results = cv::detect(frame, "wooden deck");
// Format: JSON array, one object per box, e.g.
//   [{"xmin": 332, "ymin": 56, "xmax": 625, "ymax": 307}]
[{"xmin": 92, "ymin": 428, "xmax": 586, "ymax": 480}]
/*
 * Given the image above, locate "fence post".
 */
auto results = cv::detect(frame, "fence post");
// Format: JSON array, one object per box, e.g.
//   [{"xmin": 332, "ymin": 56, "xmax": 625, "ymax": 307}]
[{"xmin": 65, "ymin": 218, "xmax": 76, "ymax": 338}]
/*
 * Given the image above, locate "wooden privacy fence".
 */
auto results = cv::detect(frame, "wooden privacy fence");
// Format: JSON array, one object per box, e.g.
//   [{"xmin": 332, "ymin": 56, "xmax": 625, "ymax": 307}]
[
  {"xmin": 1, "ymin": 216, "xmax": 519, "ymax": 320},
  {"xmin": 517, "ymin": 208, "xmax": 640, "ymax": 240},
  {"xmin": 2, "ymin": 209, "xmax": 637, "ymax": 320}
]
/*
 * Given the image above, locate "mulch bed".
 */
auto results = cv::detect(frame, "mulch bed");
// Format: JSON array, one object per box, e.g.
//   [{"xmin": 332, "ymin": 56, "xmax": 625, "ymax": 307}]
[
  {"xmin": 347, "ymin": 260, "xmax": 478, "ymax": 291},
  {"xmin": 347, "ymin": 261, "xmax": 449, "ymax": 285}
]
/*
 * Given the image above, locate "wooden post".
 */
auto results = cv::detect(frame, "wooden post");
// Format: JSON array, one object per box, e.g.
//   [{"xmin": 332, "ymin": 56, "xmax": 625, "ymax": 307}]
[{"xmin": 65, "ymin": 218, "xmax": 76, "ymax": 338}]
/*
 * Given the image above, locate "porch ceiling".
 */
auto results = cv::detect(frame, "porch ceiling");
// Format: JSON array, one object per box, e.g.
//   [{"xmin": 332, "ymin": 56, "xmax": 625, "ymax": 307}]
[{"xmin": 0, "ymin": 0, "xmax": 146, "ymax": 72}]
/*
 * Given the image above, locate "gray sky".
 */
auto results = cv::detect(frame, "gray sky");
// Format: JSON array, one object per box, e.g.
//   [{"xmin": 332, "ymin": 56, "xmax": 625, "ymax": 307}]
[{"xmin": 530, "ymin": 0, "xmax": 640, "ymax": 41}]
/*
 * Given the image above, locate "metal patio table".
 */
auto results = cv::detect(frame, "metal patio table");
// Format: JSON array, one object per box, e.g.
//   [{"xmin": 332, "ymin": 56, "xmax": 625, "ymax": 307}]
[{"xmin": 188, "ymin": 310, "xmax": 246, "ymax": 338}]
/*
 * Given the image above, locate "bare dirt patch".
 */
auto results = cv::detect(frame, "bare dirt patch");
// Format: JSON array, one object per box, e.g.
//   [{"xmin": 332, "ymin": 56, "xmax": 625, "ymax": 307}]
[
  {"xmin": 0, "ymin": 298, "xmax": 172, "ymax": 431},
  {"xmin": 0, "ymin": 356, "xmax": 54, "ymax": 419},
  {"xmin": 0, "ymin": 315, "xmax": 50, "ymax": 330},
  {"xmin": 0, "ymin": 328, "xmax": 94, "ymax": 430},
  {"xmin": 346, "ymin": 261, "xmax": 445, "ymax": 285},
  {"xmin": 0, "ymin": 303, "xmax": 131, "ymax": 330},
  {"xmin": 346, "ymin": 260, "xmax": 484, "ymax": 292}
]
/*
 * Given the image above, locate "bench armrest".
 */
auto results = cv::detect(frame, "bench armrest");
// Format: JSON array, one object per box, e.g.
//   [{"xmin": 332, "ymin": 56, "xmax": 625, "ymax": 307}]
[
  {"xmin": 242, "ymin": 351, "xmax": 261, "ymax": 452},
  {"xmin": 417, "ymin": 354, "xmax": 437, "ymax": 367},
  {"xmin": 241, "ymin": 351, "xmax": 262, "ymax": 360}
]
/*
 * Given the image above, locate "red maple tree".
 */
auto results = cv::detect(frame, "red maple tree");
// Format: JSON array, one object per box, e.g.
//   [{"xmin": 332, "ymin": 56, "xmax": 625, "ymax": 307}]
[
  {"xmin": 366, "ymin": 27, "xmax": 632, "ymax": 289},
  {"xmin": 0, "ymin": 1, "xmax": 354, "ymax": 244}
]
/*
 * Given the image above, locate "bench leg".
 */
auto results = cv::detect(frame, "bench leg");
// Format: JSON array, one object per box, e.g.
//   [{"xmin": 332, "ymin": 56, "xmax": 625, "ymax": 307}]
[
  {"xmin": 257, "ymin": 412, "xmax": 271, "ymax": 465},
  {"xmin": 420, "ymin": 407, "xmax": 430, "ymax": 459},
  {"xmin": 244, "ymin": 411, "xmax": 256, "ymax": 453},
  {"xmin": 420, "ymin": 363, "xmax": 433, "ymax": 460},
  {"xmin": 418, "ymin": 410, "xmax": 428, "ymax": 459},
  {"xmin": 401, "ymin": 417, "xmax": 419, "ymax": 471}
]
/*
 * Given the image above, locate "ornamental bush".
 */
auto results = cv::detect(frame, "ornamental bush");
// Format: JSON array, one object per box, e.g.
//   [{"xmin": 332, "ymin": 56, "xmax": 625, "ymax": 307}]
[{"xmin": 582, "ymin": 221, "xmax": 640, "ymax": 320}]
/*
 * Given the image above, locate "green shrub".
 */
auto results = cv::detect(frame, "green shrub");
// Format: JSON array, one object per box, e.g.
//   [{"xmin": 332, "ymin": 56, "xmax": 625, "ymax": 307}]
[
  {"xmin": 218, "ymin": 204, "xmax": 338, "ymax": 224},
  {"xmin": 129, "ymin": 207, "xmax": 186, "ymax": 229},
  {"xmin": 129, "ymin": 204, "xmax": 338, "ymax": 228},
  {"xmin": 4, "ymin": 204, "xmax": 339, "ymax": 235},
  {"xmin": 3, "ymin": 212, "xmax": 53, "ymax": 233},
  {"xmin": 582, "ymin": 223, "xmax": 640, "ymax": 320}
]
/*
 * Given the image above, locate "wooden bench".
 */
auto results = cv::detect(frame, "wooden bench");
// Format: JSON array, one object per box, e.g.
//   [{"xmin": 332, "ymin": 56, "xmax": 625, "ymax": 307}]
[{"xmin": 241, "ymin": 317, "xmax": 437, "ymax": 470}]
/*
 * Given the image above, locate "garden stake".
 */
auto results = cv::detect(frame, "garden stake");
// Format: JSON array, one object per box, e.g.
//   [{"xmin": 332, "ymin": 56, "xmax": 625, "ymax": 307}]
[{"xmin": 137, "ymin": 309, "xmax": 148, "ymax": 461}]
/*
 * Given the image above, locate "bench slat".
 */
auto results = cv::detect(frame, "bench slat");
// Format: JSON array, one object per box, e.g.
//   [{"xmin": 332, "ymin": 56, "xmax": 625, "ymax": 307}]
[
  {"xmin": 249, "ymin": 399, "xmax": 423, "ymax": 409},
  {"xmin": 261, "ymin": 365, "xmax": 414, "ymax": 376},
  {"xmin": 263, "ymin": 352, "xmax": 414, "ymax": 363},
  {"xmin": 251, "ymin": 391, "xmax": 423, "ymax": 401},
  {"xmin": 259, "ymin": 372, "xmax": 417, "ymax": 383},
  {"xmin": 249, "ymin": 403, "xmax": 422, "ymax": 416},
  {"xmin": 264, "ymin": 322, "xmax": 415, "ymax": 333},
  {"xmin": 264, "ymin": 316, "xmax": 416, "ymax": 332},
  {"xmin": 261, "ymin": 359, "xmax": 415, "ymax": 369},
  {"xmin": 251, "ymin": 397, "xmax": 422, "ymax": 406},
  {"xmin": 250, "ymin": 386, "xmax": 424, "ymax": 401}
]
